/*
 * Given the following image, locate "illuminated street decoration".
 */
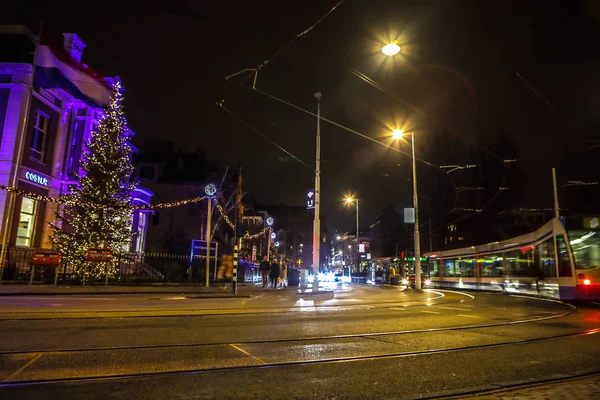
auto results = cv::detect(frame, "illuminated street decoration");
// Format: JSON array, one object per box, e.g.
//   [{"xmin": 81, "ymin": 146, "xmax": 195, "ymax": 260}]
[
  {"xmin": 271, "ymin": 232, "xmax": 276, "ymax": 239},
  {"xmin": 266, "ymin": 217, "xmax": 274, "ymax": 226}
]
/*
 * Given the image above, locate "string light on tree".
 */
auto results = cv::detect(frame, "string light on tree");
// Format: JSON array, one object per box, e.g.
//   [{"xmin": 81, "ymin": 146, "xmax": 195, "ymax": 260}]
[{"xmin": 50, "ymin": 81, "xmax": 136, "ymax": 280}]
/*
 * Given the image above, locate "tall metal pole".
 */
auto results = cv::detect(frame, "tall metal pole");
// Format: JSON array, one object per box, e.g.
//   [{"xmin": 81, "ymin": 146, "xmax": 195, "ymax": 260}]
[
  {"xmin": 412, "ymin": 134, "xmax": 422, "ymax": 291},
  {"xmin": 312, "ymin": 92, "xmax": 322, "ymax": 292},
  {"xmin": 0, "ymin": 23, "xmax": 43, "ymax": 284},
  {"xmin": 355, "ymin": 199, "xmax": 359, "ymax": 274},
  {"xmin": 206, "ymin": 198, "xmax": 211, "ymax": 288},
  {"xmin": 552, "ymin": 167, "xmax": 560, "ymax": 219}
]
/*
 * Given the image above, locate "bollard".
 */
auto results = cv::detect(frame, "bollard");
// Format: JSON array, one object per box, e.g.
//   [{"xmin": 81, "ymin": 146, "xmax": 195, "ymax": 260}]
[{"xmin": 232, "ymin": 245, "xmax": 238, "ymax": 295}]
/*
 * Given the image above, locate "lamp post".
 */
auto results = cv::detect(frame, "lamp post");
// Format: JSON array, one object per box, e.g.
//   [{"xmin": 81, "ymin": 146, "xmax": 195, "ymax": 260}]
[
  {"xmin": 312, "ymin": 92, "xmax": 322, "ymax": 292},
  {"xmin": 392, "ymin": 129, "xmax": 422, "ymax": 291},
  {"xmin": 345, "ymin": 196, "xmax": 359, "ymax": 276},
  {"xmin": 204, "ymin": 183, "xmax": 217, "ymax": 288}
]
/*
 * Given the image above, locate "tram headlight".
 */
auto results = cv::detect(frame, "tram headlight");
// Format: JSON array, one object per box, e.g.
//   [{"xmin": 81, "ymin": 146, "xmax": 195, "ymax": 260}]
[
  {"xmin": 584, "ymin": 279, "xmax": 591, "ymax": 286},
  {"xmin": 424, "ymin": 279, "xmax": 431, "ymax": 286}
]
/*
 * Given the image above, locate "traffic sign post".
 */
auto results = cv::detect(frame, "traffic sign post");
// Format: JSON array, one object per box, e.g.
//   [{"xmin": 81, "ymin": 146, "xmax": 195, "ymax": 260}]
[
  {"xmin": 30, "ymin": 251, "xmax": 61, "ymax": 286},
  {"xmin": 306, "ymin": 189, "xmax": 315, "ymax": 209},
  {"xmin": 86, "ymin": 248, "xmax": 113, "ymax": 286}
]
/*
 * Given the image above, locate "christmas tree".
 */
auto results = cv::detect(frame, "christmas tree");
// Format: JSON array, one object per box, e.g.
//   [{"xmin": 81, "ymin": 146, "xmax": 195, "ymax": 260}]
[{"xmin": 50, "ymin": 81, "xmax": 137, "ymax": 280}]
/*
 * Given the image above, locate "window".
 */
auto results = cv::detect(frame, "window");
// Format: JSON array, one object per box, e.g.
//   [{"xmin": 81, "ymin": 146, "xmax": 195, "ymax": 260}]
[
  {"xmin": 480, "ymin": 255, "xmax": 504, "ymax": 278},
  {"xmin": 536, "ymin": 238, "xmax": 556, "ymax": 278},
  {"xmin": 505, "ymin": 246, "xmax": 536, "ymax": 276},
  {"xmin": 456, "ymin": 259, "xmax": 475, "ymax": 277},
  {"xmin": 30, "ymin": 112, "xmax": 49, "ymax": 162},
  {"xmin": 429, "ymin": 260, "xmax": 440, "ymax": 277},
  {"xmin": 568, "ymin": 230, "xmax": 600, "ymax": 270},
  {"xmin": 444, "ymin": 260, "xmax": 456, "ymax": 277},
  {"xmin": 16, "ymin": 198, "xmax": 37, "ymax": 247},
  {"xmin": 135, "ymin": 211, "xmax": 148, "ymax": 252},
  {"xmin": 555, "ymin": 235, "xmax": 572, "ymax": 277}
]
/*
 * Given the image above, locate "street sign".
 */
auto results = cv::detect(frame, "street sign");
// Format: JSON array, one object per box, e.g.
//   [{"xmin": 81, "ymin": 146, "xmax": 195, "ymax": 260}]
[
  {"xmin": 86, "ymin": 248, "xmax": 113, "ymax": 262},
  {"xmin": 359, "ymin": 244, "xmax": 365, "ymax": 253},
  {"xmin": 306, "ymin": 189, "xmax": 315, "ymax": 209},
  {"xmin": 404, "ymin": 208, "xmax": 415, "ymax": 223},
  {"xmin": 31, "ymin": 251, "xmax": 61, "ymax": 266}
]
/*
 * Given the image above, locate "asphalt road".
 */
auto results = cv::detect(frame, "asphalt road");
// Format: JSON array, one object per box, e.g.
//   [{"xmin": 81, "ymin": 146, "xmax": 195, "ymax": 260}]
[{"xmin": 0, "ymin": 285, "xmax": 599, "ymax": 399}]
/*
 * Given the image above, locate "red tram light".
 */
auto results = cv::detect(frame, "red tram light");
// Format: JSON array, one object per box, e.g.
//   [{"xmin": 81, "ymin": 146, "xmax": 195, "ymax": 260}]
[{"xmin": 583, "ymin": 279, "xmax": 591, "ymax": 286}]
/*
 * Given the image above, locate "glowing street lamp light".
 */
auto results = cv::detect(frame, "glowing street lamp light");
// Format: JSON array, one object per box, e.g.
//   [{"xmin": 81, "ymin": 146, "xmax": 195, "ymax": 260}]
[
  {"xmin": 392, "ymin": 129, "xmax": 404, "ymax": 140},
  {"xmin": 382, "ymin": 42, "xmax": 401, "ymax": 56},
  {"xmin": 344, "ymin": 196, "xmax": 360, "ymax": 277}
]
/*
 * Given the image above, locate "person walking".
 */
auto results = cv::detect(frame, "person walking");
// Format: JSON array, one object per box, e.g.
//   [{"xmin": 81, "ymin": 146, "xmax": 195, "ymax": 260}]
[
  {"xmin": 280, "ymin": 262, "xmax": 288, "ymax": 287},
  {"xmin": 269, "ymin": 258, "xmax": 281, "ymax": 289},
  {"xmin": 259, "ymin": 256, "xmax": 271, "ymax": 288}
]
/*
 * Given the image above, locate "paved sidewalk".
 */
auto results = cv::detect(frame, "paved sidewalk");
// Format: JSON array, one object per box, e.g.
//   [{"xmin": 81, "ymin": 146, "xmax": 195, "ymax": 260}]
[
  {"xmin": 0, "ymin": 282, "xmax": 287, "ymax": 296},
  {"xmin": 463, "ymin": 373, "xmax": 600, "ymax": 399}
]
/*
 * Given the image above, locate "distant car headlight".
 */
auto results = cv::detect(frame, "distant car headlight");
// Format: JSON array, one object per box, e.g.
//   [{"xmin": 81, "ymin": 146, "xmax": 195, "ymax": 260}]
[
  {"xmin": 424, "ymin": 279, "xmax": 431, "ymax": 286},
  {"xmin": 402, "ymin": 279, "xmax": 409, "ymax": 285}
]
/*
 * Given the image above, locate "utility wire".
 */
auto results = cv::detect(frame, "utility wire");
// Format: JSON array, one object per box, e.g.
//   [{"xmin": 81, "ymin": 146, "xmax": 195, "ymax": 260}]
[
  {"xmin": 250, "ymin": 87, "xmax": 439, "ymax": 168},
  {"xmin": 219, "ymin": 104, "xmax": 314, "ymax": 172},
  {"xmin": 221, "ymin": 0, "xmax": 346, "ymax": 103}
]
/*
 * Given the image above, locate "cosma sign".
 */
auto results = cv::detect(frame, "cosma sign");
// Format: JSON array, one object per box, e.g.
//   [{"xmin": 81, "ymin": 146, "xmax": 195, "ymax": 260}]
[{"xmin": 24, "ymin": 171, "xmax": 49, "ymax": 186}]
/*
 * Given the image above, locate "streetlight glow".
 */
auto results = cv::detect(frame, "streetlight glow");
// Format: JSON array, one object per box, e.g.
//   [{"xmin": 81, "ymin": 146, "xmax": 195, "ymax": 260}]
[
  {"xmin": 392, "ymin": 129, "xmax": 404, "ymax": 140},
  {"xmin": 345, "ymin": 196, "xmax": 354, "ymax": 204},
  {"xmin": 382, "ymin": 42, "xmax": 401, "ymax": 56}
]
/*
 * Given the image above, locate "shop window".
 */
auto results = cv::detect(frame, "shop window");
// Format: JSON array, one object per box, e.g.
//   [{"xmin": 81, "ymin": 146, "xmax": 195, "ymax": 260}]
[
  {"xmin": 16, "ymin": 198, "xmax": 37, "ymax": 247},
  {"xmin": 30, "ymin": 111, "xmax": 49, "ymax": 162}
]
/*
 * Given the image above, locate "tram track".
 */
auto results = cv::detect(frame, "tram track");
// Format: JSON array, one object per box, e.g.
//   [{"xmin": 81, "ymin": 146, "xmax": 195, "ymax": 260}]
[
  {"xmin": 1, "ymin": 323, "xmax": 598, "ymax": 388},
  {"xmin": 0, "ymin": 302, "xmax": 575, "ymax": 356}
]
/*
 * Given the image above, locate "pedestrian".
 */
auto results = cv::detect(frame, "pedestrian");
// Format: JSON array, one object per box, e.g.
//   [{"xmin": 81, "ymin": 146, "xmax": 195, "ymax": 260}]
[
  {"xmin": 259, "ymin": 256, "xmax": 271, "ymax": 288},
  {"xmin": 280, "ymin": 262, "xmax": 288, "ymax": 287},
  {"xmin": 269, "ymin": 258, "xmax": 281, "ymax": 289}
]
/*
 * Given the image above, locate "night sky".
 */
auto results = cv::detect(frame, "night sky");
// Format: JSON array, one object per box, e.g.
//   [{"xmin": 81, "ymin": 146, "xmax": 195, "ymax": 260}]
[{"xmin": 5, "ymin": 0, "xmax": 600, "ymax": 232}]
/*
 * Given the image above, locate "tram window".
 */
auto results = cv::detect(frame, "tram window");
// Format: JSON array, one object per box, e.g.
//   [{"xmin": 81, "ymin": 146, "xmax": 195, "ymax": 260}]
[
  {"xmin": 430, "ymin": 260, "xmax": 440, "ymax": 277},
  {"xmin": 481, "ymin": 256, "xmax": 504, "ymax": 277},
  {"xmin": 569, "ymin": 230, "xmax": 600, "ymax": 270},
  {"xmin": 457, "ymin": 259, "xmax": 475, "ymax": 277},
  {"xmin": 505, "ymin": 247, "xmax": 536, "ymax": 277},
  {"xmin": 445, "ymin": 261, "xmax": 455, "ymax": 277},
  {"xmin": 536, "ymin": 238, "xmax": 556, "ymax": 278},
  {"xmin": 555, "ymin": 235, "xmax": 572, "ymax": 277}
]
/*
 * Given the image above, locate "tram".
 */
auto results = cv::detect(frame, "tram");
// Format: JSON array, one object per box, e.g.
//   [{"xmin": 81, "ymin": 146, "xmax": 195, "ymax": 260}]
[{"xmin": 423, "ymin": 217, "xmax": 600, "ymax": 300}]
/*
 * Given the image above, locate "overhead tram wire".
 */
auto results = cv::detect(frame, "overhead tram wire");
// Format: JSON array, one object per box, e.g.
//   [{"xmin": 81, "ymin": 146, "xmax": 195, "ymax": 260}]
[
  {"xmin": 220, "ymin": 105, "xmax": 314, "ymax": 172},
  {"xmin": 220, "ymin": 0, "xmax": 346, "ymax": 104},
  {"xmin": 245, "ymin": 86, "xmax": 438, "ymax": 168}
]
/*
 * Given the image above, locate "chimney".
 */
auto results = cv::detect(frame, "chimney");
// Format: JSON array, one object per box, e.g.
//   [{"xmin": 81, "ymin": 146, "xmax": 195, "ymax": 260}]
[{"xmin": 62, "ymin": 33, "xmax": 87, "ymax": 65}]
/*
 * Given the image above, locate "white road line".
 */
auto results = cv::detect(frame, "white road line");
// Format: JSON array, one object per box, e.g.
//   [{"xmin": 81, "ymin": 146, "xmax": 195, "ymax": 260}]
[
  {"xmin": 389, "ymin": 307, "xmax": 406, "ymax": 311},
  {"xmin": 421, "ymin": 310, "xmax": 440, "ymax": 314},
  {"xmin": 437, "ymin": 306, "xmax": 471, "ymax": 312},
  {"xmin": 490, "ymin": 307, "xmax": 507, "ymax": 310},
  {"xmin": 591, "ymin": 302, "xmax": 600, "ymax": 307},
  {"xmin": 457, "ymin": 314, "xmax": 480, "ymax": 318},
  {"xmin": 513, "ymin": 313, "xmax": 528, "ymax": 316}
]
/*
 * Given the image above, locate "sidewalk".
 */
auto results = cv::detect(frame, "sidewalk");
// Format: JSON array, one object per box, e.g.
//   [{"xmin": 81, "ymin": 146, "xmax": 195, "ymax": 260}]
[
  {"xmin": 462, "ymin": 373, "xmax": 600, "ymax": 399},
  {"xmin": 0, "ymin": 282, "xmax": 286, "ymax": 296}
]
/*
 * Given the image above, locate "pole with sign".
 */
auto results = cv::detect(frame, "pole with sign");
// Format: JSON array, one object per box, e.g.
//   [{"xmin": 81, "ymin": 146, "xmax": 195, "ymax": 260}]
[
  {"xmin": 306, "ymin": 189, "xmax": 315, "ymax": 209},
  {"xmin": 86, "ymin": 248, "xmax": 113, "ymax": 286}
]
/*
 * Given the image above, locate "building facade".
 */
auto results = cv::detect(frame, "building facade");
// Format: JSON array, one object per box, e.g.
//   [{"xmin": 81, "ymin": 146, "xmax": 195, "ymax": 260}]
[{"xmin": 0, "ymin": 26, "xmax": 152, "ymax": 255}]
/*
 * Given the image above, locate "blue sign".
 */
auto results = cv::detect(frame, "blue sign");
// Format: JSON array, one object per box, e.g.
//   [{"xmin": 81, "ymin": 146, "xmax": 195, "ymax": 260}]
[
  {"xmin": 25, "ymin": 171, "xmax": 49, "ymax": 186},
  {"xmin": 306, "ymin": 189, "xmax": 315, "ymax": 209}
]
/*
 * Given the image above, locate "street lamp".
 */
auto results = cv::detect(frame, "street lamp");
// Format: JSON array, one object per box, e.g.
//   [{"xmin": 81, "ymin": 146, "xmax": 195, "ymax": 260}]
[
  {"xmin": 391, "ymin": 129, "xmax": 422, "ymax": 291},
  {"xmin": 382, "ymin": 42, "xmax": 401, "ymax": 56},
  {"xmin": 312, "ymin": 92, "xmax": 322, "ymax": 292},
  {"xmin": 344, "ymin": 196, "xmax": 360, "ymax": 277},
  {"xmin": 204, "ymin": 183, "xmax": 217, "ymax": 288}
]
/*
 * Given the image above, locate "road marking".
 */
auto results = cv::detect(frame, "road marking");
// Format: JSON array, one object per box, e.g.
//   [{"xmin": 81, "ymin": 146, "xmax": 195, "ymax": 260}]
[
  {"xmin": 229, "ymin": 344, "xmax": 267, "ymax": 364},
  {"xmin": 591, "ymin": 302, "xmax": 600, "ymax": 307},
  {"xmin": 457, "ymin": 314, "xmax": 480, "ymax": 318},
  {"xmin": 437, "ymin": 306, "xmax": 471, "ymax": 312},
  {"xmin": 490, "ymin": 307, "xmax": 507, "ymax": 310},
  {"xmin": 389, "ymin": 307, "xmax": 406, "ymax": 311},
  {"xmin": 538, "ymin": 311, "xmax": 557, "ymax": 314},
  {"xmin": 6, "ymin": 353, "xmax": 43, "ymax": 381},
  {"xmin": 512, "ymin": 313, "xmax": 528, "ymax": 316},
  {"xmin": 421, "ymin": 310, "xmax": 440, "ymax": 314}
]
